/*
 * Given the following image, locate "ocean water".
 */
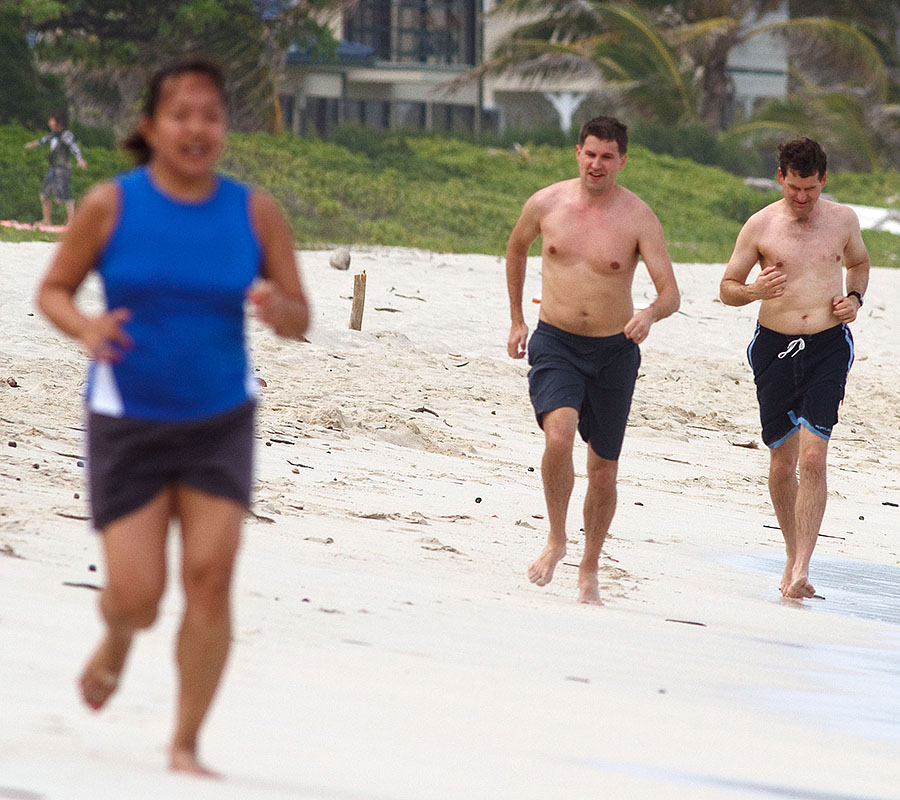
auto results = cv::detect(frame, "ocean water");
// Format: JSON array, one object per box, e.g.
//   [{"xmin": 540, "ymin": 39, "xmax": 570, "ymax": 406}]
[
  {"xmin": 726, "ymin": 551, "xmax": 900, "ymax": 744},
  {"xmin": 578, "ymin": 553, "xmax": 900, "ymax": 798},
  {"xmin": 729, "ymin": 551, "xmax": 900, "ymax": 628},
  {"xmin": 580, "ymin": 759, "xmax": 895, "ymax": 800}
]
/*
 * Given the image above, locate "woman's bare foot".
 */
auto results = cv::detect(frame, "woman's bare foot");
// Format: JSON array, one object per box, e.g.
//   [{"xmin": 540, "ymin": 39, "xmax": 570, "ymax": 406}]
[
  {"xmin": 170, "ymin": 747, "xmax": 220, "ymax": 778},
  {"xmin": 527, "ymin": 541, "xmax": 566, "ymax": 586},
  {"xmin": 79, "ymin": 631, "xmax": 132, "ymax": 710},
  {"xmin": 577, "ymin": 570, "xmax": 603, "ymax": 605}
]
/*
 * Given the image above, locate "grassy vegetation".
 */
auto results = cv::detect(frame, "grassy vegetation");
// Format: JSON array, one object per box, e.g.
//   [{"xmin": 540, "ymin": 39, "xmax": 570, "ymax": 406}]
[
  {"xmin": 1, "ymin": 123, "xmax": 898, "ymax": 265},
  {"xmin": 0, "ymin": 122, "xmax": 128, "ymax": 227}
]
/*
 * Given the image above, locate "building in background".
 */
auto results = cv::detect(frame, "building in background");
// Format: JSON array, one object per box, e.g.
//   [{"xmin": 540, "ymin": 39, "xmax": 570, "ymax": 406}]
[
  {"xmin": 726, "ymin": 0, "xmax": 789, "ymax": 120},
  {"xmin": 278, "ymin": 0, "xmax": 789, "ymax": 137}
]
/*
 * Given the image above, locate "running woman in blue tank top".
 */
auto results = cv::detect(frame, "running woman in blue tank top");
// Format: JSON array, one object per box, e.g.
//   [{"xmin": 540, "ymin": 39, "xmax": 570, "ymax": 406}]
[{"xmin": 37, "ymin": 59, "xmax": 310, "ymax": 778}]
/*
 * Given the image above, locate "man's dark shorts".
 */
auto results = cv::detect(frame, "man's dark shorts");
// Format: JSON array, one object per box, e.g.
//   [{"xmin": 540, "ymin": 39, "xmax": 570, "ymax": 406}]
[
  {"xmin": 41, "ymin": 166, "xmax": 72, "ymax": 202},
  {"xmin": 747, "ymin": 323, "xmax": 854, "ymax": 449},
  {"xmin": 527, "ymin": 320, "xmax": 640, "ymax": 461},
  {"xmin": 87, "ymin": 400, "xmax": 256, "ymax": 530}
]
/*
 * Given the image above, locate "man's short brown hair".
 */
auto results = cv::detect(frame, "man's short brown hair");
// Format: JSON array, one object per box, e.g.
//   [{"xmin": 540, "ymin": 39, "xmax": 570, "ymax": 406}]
[{"xmin": 578, "ymin": 116, "xmax": 628, "ymax": 154}]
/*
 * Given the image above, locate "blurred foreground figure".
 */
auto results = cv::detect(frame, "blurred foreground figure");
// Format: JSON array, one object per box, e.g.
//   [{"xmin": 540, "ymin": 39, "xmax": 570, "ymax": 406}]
[{"xmin": 37, "ymin": 58, "xmax": 310, "ymax": 776}]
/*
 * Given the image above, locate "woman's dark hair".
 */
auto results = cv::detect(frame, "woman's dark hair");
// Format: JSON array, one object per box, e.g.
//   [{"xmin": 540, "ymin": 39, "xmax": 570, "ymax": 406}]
[
  {"xmin": 122, "ymin": 57, "xmax": 228, "ymax": 165},
  {"xmin": 50, "ymin": 109, "xmax": 69, "ymax": 128}
]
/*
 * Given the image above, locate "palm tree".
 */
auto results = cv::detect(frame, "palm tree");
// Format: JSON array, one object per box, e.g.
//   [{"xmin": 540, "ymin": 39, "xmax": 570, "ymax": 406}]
[
  {"xmin": 721, "ymin": 92, "xmax": 900, "ymax": 171},
  {"xmin": 791, "ymin": 0, "xmax": 900, "ymax": 49},
  {"xmin": 473, "ymin": 0, "xmax": 894, "ymax": 135},
  {"xmin": 716, "ymin": 4, "xmax": 900, "ymax": 171},
  {"xmin": 462, "ymin": 0, "xmax": 702, "ymax": 127},
  {"xmin": 636, "ymin": 1, "xmax": 892, "ymax": 131},
  {"xmin": 630, "ymin": 0, "xmax": 788, "ymax": 129},
  {"xmin": 722, "ymin": 77, "xmax": 900, "ymax": 172},
  {"xmin": 14, "ymin": 0, "xmax": 343, "ymax": 133}
]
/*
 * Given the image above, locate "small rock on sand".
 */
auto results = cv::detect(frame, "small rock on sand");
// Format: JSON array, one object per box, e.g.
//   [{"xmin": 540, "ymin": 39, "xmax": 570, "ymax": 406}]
[{"xmin": 329, "ymin": 247, "xmax": 351, "ymax": 270}]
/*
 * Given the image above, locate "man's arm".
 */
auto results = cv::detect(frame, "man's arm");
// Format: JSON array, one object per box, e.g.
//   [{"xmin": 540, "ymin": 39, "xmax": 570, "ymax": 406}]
[
  {"xmin": 505, "ymin": 195, "xmax": 541, "ymax": 358},
  {"xmin": 625, "ymin": 210, "xmax": 679, "ymax": 344},
  {"xmin": 719, "ymin": 215, "xmax": 785, "ymax": 306},
  {"xmin": 832, "ymin": 208, "xmax": 870, "ymax": 323}
]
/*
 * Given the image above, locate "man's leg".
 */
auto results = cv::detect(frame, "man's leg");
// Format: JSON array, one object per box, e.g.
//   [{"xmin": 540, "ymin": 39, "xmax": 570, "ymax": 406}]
[
  {"xmin": 65, "ymin": 199, "xmax": 76, "ymax": 224},
  {"xmin": 170, "ymin": 485, "xmax": 243, "ymax": 777},
  {"xmin": 528, "ymin": 406, "xmax": 578, "ymax": 587},
  {"xmin": 80, "ymin": 488, "xmax": 172, "ymax": 709},
  {"xmin": 785, "ymin": 429, "xmax": 829, "ymax": 598},
  {"xmin": 768, "ymin": 434, "xmax": 799, "ymax": 595},
  {"xmin": 578, "ymin": 447, "xmax": 618, "ymax": 605}
]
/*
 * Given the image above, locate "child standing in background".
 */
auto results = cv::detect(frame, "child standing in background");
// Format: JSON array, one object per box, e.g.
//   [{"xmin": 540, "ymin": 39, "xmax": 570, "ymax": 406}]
[{"xmin": 25, "ymin": 110, "xmax": 88, "ymax": 227}]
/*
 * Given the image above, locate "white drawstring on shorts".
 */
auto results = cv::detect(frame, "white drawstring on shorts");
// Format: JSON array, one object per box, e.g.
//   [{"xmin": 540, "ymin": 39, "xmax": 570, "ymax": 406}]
[{"xmin": 777, "ymin": 338, "xmax": 806, "ymax": 359}]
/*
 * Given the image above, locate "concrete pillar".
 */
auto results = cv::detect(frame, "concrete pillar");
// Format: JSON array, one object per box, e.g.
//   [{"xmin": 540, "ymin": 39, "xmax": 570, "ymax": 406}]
[{"xmin": 544, "ymin": 91, "xmax": 586, "ymax": 132}]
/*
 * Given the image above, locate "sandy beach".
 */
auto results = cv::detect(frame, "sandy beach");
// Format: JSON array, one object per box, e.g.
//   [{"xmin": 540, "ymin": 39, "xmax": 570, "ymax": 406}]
[{"xmin": 2, "ymin": 240, "xmax": 900, "ymax": 799}]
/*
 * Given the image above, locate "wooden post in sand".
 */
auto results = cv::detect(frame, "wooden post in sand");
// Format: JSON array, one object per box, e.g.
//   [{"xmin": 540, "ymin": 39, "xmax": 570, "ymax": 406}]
[{"xmin": 349, "ymin": 270, "xmax": 366, "ymax": 330}]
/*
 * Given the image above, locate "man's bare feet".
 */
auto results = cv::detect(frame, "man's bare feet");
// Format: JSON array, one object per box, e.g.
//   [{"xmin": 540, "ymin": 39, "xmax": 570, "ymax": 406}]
[
  {"xmin": 784, "ymin": 574, "xmax": 816, "ymax": 599},
  {"xmin": 779, "ymin": 559, "xmax": 795, "ymax": 596},
  {"xmin": 577, "ymin": 570, "xmax": 603, "ymax": 605},
  {"xmin": 79, "ymin": 631, "xmax": 132, "ymax": 711},
  {"xmin": 170, "ymin": 747, "xmax": 220, "ymax": 778},
  {"xmin": 527, "ymin": 541, "xmax": 566, "ymax": 586}
]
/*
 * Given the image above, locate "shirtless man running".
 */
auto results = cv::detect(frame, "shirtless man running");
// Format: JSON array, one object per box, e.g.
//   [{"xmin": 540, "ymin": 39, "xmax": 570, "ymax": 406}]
[
  {"xmin": 720, "ymin": 137, "xmax": 869, "ymax": 599},
  {"xmin": 506, "ymin": 115, "xmax": 680, "ymax": 604}
]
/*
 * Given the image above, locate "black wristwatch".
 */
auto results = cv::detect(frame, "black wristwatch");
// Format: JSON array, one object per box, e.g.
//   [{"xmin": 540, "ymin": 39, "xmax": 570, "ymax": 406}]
[{"xmin": 847, "ymin": 291, "xmax": 864, "ymax": 307}]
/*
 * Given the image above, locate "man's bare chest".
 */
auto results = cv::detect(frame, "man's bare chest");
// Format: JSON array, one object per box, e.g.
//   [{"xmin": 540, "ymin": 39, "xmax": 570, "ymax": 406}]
[
  {"xmin": 759, "ymin": 225, "xmax": 845, "ymax": 270},
  {"xmin": 541, "ymin": 213, "xmax": 639, "ymax": 273}
]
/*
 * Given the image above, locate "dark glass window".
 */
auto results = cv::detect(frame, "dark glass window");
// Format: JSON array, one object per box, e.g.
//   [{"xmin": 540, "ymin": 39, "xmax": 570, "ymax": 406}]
[
  {"xmin": 344, "ymin": 0, "xmax": 477, "ymax": 66},
  {"xmin": 344, "ymin": 0, "xmax": 392, "ymax": 59}
]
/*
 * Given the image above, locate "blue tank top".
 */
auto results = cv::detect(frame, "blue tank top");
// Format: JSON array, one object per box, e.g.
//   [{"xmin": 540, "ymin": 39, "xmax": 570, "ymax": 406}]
[{"xmin": 87, "ymin": 167, "xmax": 262, "ymax": 421}]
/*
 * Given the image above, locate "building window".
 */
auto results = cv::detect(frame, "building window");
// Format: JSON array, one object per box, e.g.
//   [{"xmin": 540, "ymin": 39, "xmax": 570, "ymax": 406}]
[
  {"xmin": 345, "ymin": 0, "xmax": 392, "ymax": 60},
  {"xmin": 345, "ymin": 0, "xmax": 477, "ymax": 66}
]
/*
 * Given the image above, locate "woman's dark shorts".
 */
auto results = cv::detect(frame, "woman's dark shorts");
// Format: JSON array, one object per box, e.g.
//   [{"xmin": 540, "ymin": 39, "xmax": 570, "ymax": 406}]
[
  {"xmin": 527, "ymin": 320, "xmax": 640, "ymax": 461},
  {"xmin": 747, "ymin": 323, "xmax": 854, "ymax": 449},
  {"xmin": 87, "ymin": 401, "xmax": 256, "ymax": 530}
]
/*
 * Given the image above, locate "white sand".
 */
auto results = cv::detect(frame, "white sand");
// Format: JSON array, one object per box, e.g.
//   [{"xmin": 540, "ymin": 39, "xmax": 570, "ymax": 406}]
[{"xmin": 2, "ymin": 241, "xmax": 900, "ymax": 798}]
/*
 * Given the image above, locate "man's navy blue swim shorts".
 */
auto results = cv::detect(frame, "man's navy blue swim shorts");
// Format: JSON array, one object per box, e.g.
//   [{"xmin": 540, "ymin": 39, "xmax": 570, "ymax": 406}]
[
  {"xmin": 747, "ymin": 322, "xmax": 854, "ymax": 449},
  {"xmin": 527, "ymin": 320, "xmax": 640, "ymax": 461}
]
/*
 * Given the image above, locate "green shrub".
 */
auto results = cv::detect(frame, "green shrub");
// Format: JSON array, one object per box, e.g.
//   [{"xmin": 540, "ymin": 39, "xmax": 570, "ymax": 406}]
[
  {"xmin": 2, "ymin": 122, "xmax": 898, "ymax": 264},
  {"xmin": 631, "ymin": 120, "xmax": 719, "ymax": 165},
  {"xmin": 0, "ymin": 124, "xmax": 127, "ymax": 224},
  {"xmin": 827, "ymin": 170, "xmax": 900, "ymax": 208},
  {"xmin": 0, "ymin": 7, "xmax": 67, "ymax": 128},
  {"xmin": 861, "ymin": 230, "xmax": 900, "ymax": 269},
  {"xmin": 70, "ymin": 122, "xmax": 117, "ymax": 150}
]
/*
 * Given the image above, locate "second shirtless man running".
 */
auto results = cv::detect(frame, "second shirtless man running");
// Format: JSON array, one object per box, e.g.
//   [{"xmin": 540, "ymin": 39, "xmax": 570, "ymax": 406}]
[
  {"xmin": 720, "ymin": 137, "xmax": 869, "ymax": 599},
  {"xmin": 506, "ymin": 115, "xmax": 680, "ymax": 605}
]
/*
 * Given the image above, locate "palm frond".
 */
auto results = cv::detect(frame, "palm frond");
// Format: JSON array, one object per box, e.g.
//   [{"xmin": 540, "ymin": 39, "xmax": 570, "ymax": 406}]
[
  {"xmin": 750, "ymin": 16, "xmax": 888, "ymax": 98},
  {"xmin": 665, "ymin": 15, "xmax": 736, "ymax": 51},
  {"xmin": 600, "ymin": 2, "xmax": 693, "ymax": 114}
]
